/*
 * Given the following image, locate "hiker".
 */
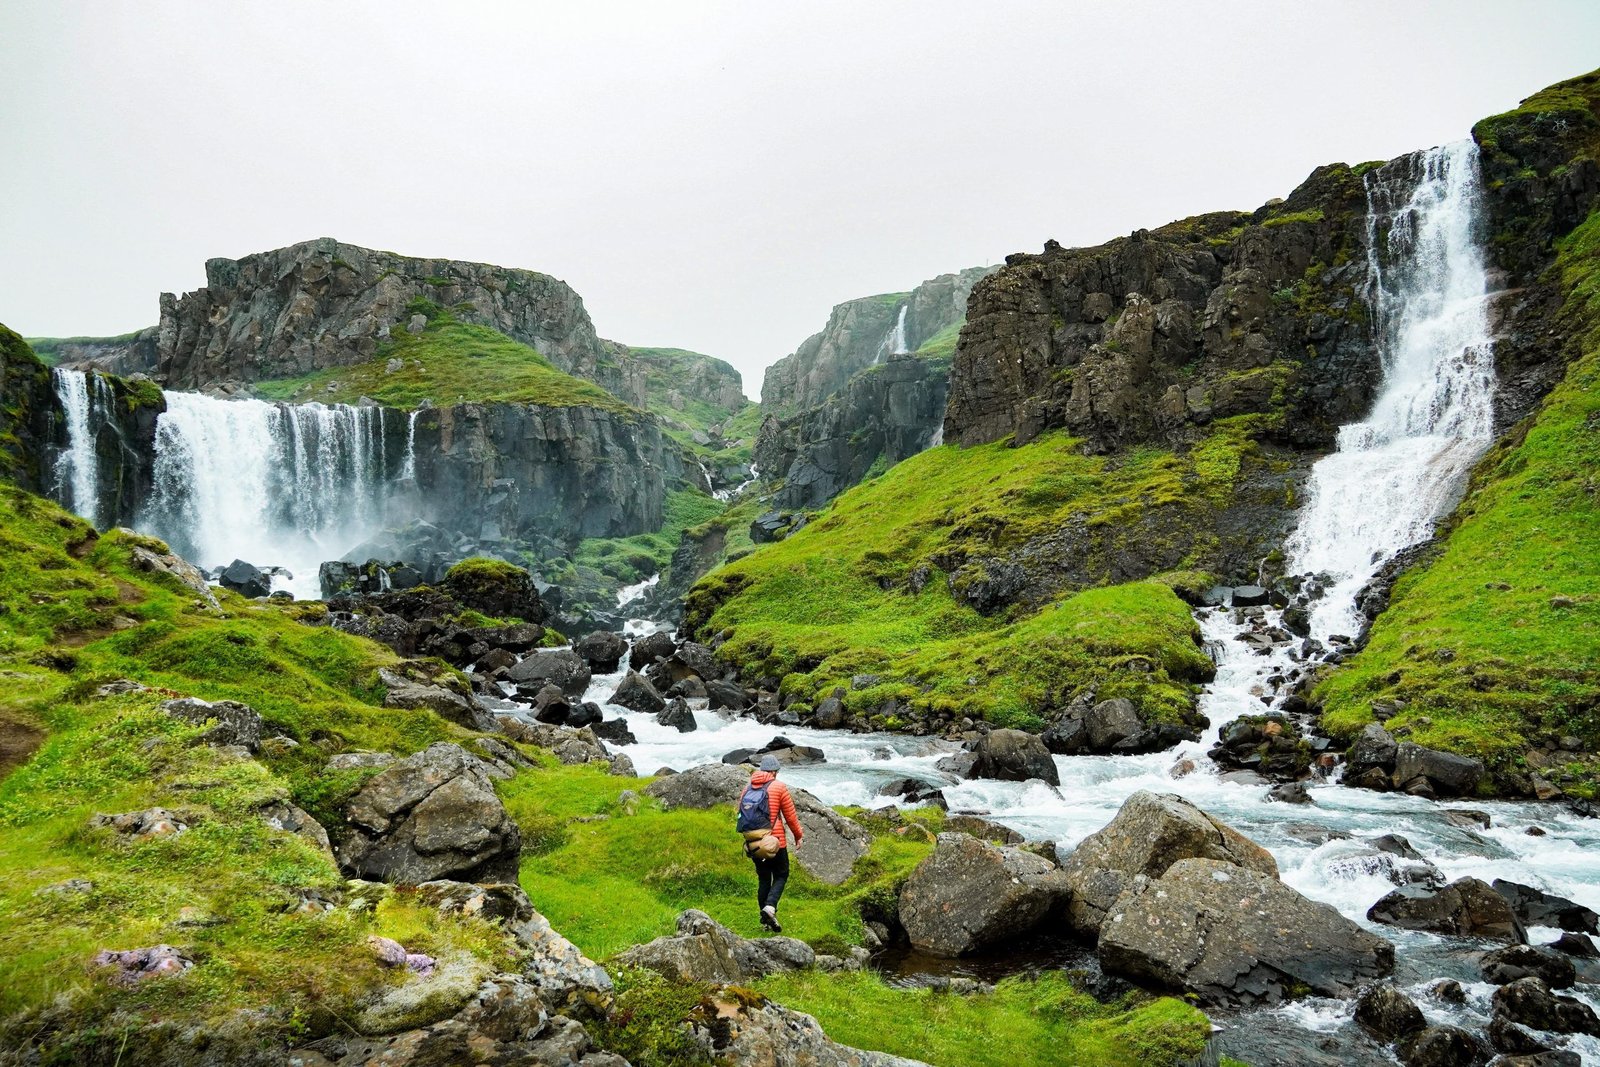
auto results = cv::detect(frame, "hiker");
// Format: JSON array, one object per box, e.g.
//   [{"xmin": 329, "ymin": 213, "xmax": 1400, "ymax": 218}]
[{"xmin": 736, "ymin": 754, "xmax": 804, "ymax": 932}]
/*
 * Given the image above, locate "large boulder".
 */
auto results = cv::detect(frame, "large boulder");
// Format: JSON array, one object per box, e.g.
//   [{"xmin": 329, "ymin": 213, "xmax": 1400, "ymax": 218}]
[
  {"xmin": 970, "ymin": 729, "xmax": 1059, "ymax": 786},
  {"xmin": 1354, "ymin": 982, "xmax": 1426, "ymax": 1042},
  {"xmin": 706, "ymin": 679, "xmax": 751, "ymax": 712},
  {"xmin": 647, "ymin": 641, "xmax": 721, "ymax": 689},
  {"xmin": 159, "ymin": 696, "xmax": 263, "ymax": 751},
  {"xmin": 692, "ymin": 994, "xmax": 931, "ymax": 1067},
  {"xmin": 440, "ymin": 558, "xmax": 545, "ymax": 623},
  {"xmin": 898, "ymin": 833, "xmax": 1069, "ymax": 957},
  {"xmin": 339, "ymin": 742, "xmax": 521, "ymax": 884},
  {"xmin": 609, "ymin": 670, "xmax": 666, "ymax": 713},
  {"xmin": 1482, "ymin": 944, "xmax": 1577, "ymax": 988},
  {"xmin": 788, "ymin": 788, "xmax": 869, "ymax": 885},
  {"xmin": 1391, "ymin": 741, "xmax": 1485, "ymax": 798},
  {"xmin": 219, "ymin": 558, "xmax": 272, "ymax": 599},
  {"xmin": 1492, "ymin": 879, "xmax": 1600, "ymax": 934},
  {"xmin": 1396, "ymin": 1026, "xmax": 1491, "ymax": 1067},
  {"xmin": 573, "ymin": 630, "xmax": 628, "ymax": 672},
  {"xmin": 1098, "ymin": 858, "xmax": 1395, "ymax": 1006},
  {"xmin": 379, "ymin": 667, "xmax": 498, "ymax": 732},
  {"xmin": 1043, "ymin": 696, "xmax": 1192, "ymax": 755},
  {"xmin": 1207, "ymin": 714, "xmax": 1312, "ymax": 780},
  {"xmin": 1060, "ymin": 790, "xmax": 1278, "ymax": 939},
  {"xmin": 613, "ymin": 909, "xmax": 813, "ymax": 984},
  {"xmin": 509, "ymin": 650, "xmax": 592, "ymax": 698},
  {"xmin": 658, "ymin": 697, "xmax": 698, "ymax": 733},
  {"xmin": 1492, "ymin": 976, "xmax": 1600, "ymax": 1035},
  {"xmin": 644, "ymin": 763, "xmax": 750, "ymax": 809},
  {"xmin": 1368, "ymin": 877, "xmax": 1527, "ymax": 943},
  {"xmin": 628, "ymin": 631, "xmax": 676, "ymax": 671}
]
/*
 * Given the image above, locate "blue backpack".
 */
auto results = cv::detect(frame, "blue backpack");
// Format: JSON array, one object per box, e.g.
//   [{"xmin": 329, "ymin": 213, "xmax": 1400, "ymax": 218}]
[{"xmin": 736, "ymin": 782, "xmax": 773, "ymax": 833}]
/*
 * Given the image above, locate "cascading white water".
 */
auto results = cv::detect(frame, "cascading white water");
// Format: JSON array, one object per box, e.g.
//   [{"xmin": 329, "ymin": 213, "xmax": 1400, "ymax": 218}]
[
  {"xmin": 400, "ymin": 408, "xmax": 421, "ymax": 481},
  {"xmin": 873, "ymin": 304, "xmax": 910, "ymax": 364},
  {"xmin": 51, "ymin": 368, "xmax": 113, "ymax": 528},
  {"xmin": 1286, "ymin": 140, "xmax": 1497, "ymax": 641},
  {"xmin": 142, "ymin": 393, "xmax": 401, "ymax": 599}
]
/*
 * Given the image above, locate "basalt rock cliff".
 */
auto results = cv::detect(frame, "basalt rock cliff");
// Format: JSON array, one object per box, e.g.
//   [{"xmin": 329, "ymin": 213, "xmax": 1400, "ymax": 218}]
[
  {"xmin": 755, "ymin": 266, "xmax": 993, "ymax": 508},
  {"xmin": 0, "ymin": 325, "xmax": 58, "ymax": 490}
]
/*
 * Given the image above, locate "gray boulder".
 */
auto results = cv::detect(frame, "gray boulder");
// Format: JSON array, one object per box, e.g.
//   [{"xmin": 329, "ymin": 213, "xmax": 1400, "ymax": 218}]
[
  {"xmin": 658, "ymin": 697, "xmax": 697, "ymax": 733},
  {"xmin": 789, "ymin": 788, "xmax": 869, "ymax": 885},
  {"xmin": 574, "ymin": 630, "xmax": 628, "ymax": 672},
  {"xmin": 339, "ymin": 742, "xmax": 521, "ymax": 884},
  {"xmin": 706, "ymin": 679, "xmax": 751, "ymax": 711},
  {"xmin": 694, "ymin": 993, "xmax": 932, "ymax": 1067},
  {"xmin": 379, "ymin": 667, "xmax": 497, "ymax": 732},
  {"xmin": 1368, "ymin": 877, "xmax": 1526, "ymax": 943},
  {"xmin": 811, "ymin": 696, "xmax": 846, "ymax": 729},
  {"xmin": 1060, "ymin": 790, "xmax": 1278, "ymax": 939},
  {"xmin": 628, "ymin": 631, "xmax": 676, "ymax": 671},
  {"xmin": 1392, "ymin": 741, "xmax": 1485, "ymax": 797},
  {"xmin": 159, "ymin": 696, "xmax": 263, "ymax": 751},
  {"xmin": 1042, "ymin": 696, "xmax": 1167, "ymax": 755},
  {"xmin": 644, "ymin": 763, "xmax": 750, "ymax": 809},
  {"xmin": 1492, "ymin": 879, "xmax": 1600, "ymax": 934},
  {"xmin": 258, "ymin": 799, "xmax": 332, "ymax": 856},
  {"xmin": 1098, "ymin": 858, "xmax": 1395, "ymax": 1006},
  {"xmin": 971, "ymin": 728, "xmax": 1059, "ymax": 786},
  {"xmin": 508, "ymin": 649, "xmax": 592, "ymax": 697},
  {"xmin": 614, "ymin": 909, "xmax": 813, "ymax": 984},
  {"xmin": 1397, "ymin": 1025, "xmax": 1490, "ymax": 1067},
  {"xmin": 898, "ymin": 833, "xmax": 1068, "ymax": 957},
  {"xmin": 610, "ymin": 670, "xmax": 666, "ymax": 713}
]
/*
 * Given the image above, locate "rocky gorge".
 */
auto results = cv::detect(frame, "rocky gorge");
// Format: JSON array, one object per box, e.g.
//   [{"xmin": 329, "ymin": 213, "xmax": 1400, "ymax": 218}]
[{"xmin": 1, "ymin": 62, "xmax": 1599, "ymax": 1067}]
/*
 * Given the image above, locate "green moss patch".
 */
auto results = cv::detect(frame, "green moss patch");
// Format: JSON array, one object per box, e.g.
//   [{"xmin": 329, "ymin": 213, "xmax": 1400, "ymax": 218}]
[{"xmin": 758, "ymin": 970, "xmax": 1210, "ymax": 1067}]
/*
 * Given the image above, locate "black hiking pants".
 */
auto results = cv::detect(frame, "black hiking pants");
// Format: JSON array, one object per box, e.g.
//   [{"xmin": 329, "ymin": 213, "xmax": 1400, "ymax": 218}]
[{"xmin": 752, "ymin": 847, "xmax": 790, "ymax": 911}]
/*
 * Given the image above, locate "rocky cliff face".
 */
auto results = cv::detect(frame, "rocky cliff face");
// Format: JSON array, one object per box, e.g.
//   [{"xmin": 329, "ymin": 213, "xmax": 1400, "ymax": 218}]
[
  {"xmin": 412, "ymin": 402, "xmax": 684, "ymax": 542},
  {"xmin": 0, "ymin": 325, "xmax": 58, "ymax": 491},
  {"xmin": 630, "ymin": 346, "xmax": 747, "ymax": 413},
  {"xmin": 945, "ymin": 166, "xmax": 1381, "ymax": 452},
  {"xmin": 32, "ymin": 327, "xmax": 162, "ymax": 377},
  {"xmin": 755, "ymin": 355, "xmax": 947, "ymax": 509},
  {"xmin": 755, "ymin": 266, "xmax": 996, "ymax": 507},
  {"xmin": 151, "ymin": 238, "xmax": 642, "ymax": 402}
]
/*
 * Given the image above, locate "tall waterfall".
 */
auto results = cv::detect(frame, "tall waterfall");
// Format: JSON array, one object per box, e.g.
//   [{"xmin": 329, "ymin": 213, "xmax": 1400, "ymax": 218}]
[
  {"xmin": 1286, "ymin": 140, "xmax": 1497, "ymax": 640},
  {"xmin": 874, "ymin": 304, "xmax": 910, "ymax": 364},
  {"xmin": 51, "ymin": 368, "xmax": 114, "ymax": 528},
  {"xmin": 142, "ymin": 393, "xmax": 402, "ymax": 598}
]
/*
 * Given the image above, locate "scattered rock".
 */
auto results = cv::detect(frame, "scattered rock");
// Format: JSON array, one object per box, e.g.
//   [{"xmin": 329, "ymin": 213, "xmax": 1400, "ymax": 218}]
[
  {"xmin": 1354, "ymin": 981, "xmax": 1426, "ymax": 1041},
  {"xmin": 609, "ymin": 670, "xmax": 666, "ymax": 713},
  {"xmin": 1492, "ymin": 976, "xmax": 1600, "ymax": 1035},
  {"xmin": 1209, "ymin": 714, "xmax": 1311, "ymax": 780},
  {"xmin": 219, "ymin": 559, "xmax": 273, "ymax": 599},
  {"xmin": 89, "ymin": 807, "xmax": 188, "ymax": 841},
  {"xmin": 706, "ymin": 678, "xmax": 751, "ymax": 712},
  {"xmin": 1550, "ymin": 932, "xmax": 1599, "ymax": 958},
  {"xmin": 368, "ymin": 934, "xmax": 437, "ymax": 976},
  {"xmin": 1488, "ymin": 1014, "xmax": 1555, "ymax": 1055},
  {"xmin": 971, "ymin": 728, "xmax": 1059, "ymax": 786},
  {"xmin": 1482, "ymin": 944, "xmax": 1576, "ymax": 988},
  {"xmin": 339, "ymin": 742, "xmax": 521, "ymax": 884},
  {"xmin": 942, "ymin": 815, "xmax": 1024, "ymax": 845},
  {"xmin": 590, "ymin": 718, "xmax": 638, "ymax": 746},
  {"xmin": 687, "ymin": 990, "xmax": 931, "ymax": 1067},
  {"xmin": 159, "ymin": 696, "xmax": 263, "ymax": 751},
  {"xmin": 1098, "ymin": 858, "xmax": 1395, "ymax": 1006},
  {"xmin": 92, "ymin": 944, "xmax": 193, "ymax": 985},
  {"xmin": 898, "ymin": 833, "xmax": 1068, "ymax": 956},
  {"xmin": 1042, "ymin": 696, "xmax": 1184, "ymax": 755},
  {"xmin": 325, "ymin": 751, "xmax": 397, "ymax": 772},
  {"xmin": 258, "ymin": 799, "xmax": 333, "ymax": 856},
  {"xmin": 1267, "ymin": 781, "xmax": 1313, "ymax": 804},
  {"xmin": 1368, "ymin": 877, "xmax": 1527, "ymax": 943},
  {"xmin": 628, "ymin": 631, "xmax": 676, "ymax": 671},
  {"xmin": 811, "ymin": 695, "xmax": 846, "ymax": 730},
  {"xmin": 125, "ymin": 535, "xmax": 220, "ymax": 610},
  {"xmin": 1060, "ymin": 790, "xmax": 1277, "ymax": 939},
  {"xmin": 614, "ymin": 908, "xmax": 813, "ymax": 983}
]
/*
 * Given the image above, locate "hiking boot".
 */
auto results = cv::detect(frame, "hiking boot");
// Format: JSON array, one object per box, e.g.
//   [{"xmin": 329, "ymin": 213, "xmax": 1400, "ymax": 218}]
[{"xmin": 761, "ymin": 905, "xmax": 782, "ymax": 933}]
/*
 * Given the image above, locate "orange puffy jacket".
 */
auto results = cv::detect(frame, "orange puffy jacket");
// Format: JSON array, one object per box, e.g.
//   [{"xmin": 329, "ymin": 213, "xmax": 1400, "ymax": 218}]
[{"xmin": 746, "ymin": 770, "xmax": 803, "ymax": 849}]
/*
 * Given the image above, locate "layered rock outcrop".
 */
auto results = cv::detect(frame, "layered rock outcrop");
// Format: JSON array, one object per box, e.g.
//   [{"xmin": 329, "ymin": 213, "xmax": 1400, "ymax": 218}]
[
  {"xmin": 153, "ymin": 238, "xmax": 635, "ymax": 400},
  {"xmin": 0, "ymin": 325, "xmax": 59, "ymax": 490}
]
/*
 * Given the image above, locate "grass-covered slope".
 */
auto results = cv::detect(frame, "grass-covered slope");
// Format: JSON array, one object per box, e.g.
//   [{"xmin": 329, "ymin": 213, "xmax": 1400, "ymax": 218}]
[
  {"xmin": 1317, "ymin": 209, "xmax": 1600, "ymax": 793},
  {"xmin": 253, "ymin": 299, "xmax": 634, "ymax": 414},
  {"xmin": 0, "ymin": 485, "xmax": 511, "ymax": 1048},
  {"xmin": 682, "ymin": 421, "xmax": 1293, "ymax": 728}
]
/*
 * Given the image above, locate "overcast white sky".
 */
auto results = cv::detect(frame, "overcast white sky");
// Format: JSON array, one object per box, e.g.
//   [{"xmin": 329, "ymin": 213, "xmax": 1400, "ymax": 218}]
[{"xmin": 2, "ymin": 2, "xmax": 1597, "ymax": 394}]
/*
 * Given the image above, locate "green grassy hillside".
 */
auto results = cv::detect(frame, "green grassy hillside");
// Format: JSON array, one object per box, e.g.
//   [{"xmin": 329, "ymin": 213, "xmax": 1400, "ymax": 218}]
[
  {"xmin": 1316, "ymin": 208, "xmax": 1600, "ymax": 794},
  {"xmin": 683, "ymin": 420, "xmax": 1292, "ymax": 728},
  {"xmin": 253, "ymin": 300, "xmax": 634, "ymax": 414}
]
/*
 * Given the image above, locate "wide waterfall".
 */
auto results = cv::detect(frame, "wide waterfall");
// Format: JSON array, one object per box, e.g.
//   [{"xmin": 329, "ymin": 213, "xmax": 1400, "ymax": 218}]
[
  {"xmin": 1286, "ymin": 140, "xmax": 1497, "ymax": 641},
  {"xmin": 50, "ymin": 368, "xmax": 114, "ymax": 528},
  {"xmin": 142, "ymin": 392, "xmax": 405, "ymax": 599}
]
